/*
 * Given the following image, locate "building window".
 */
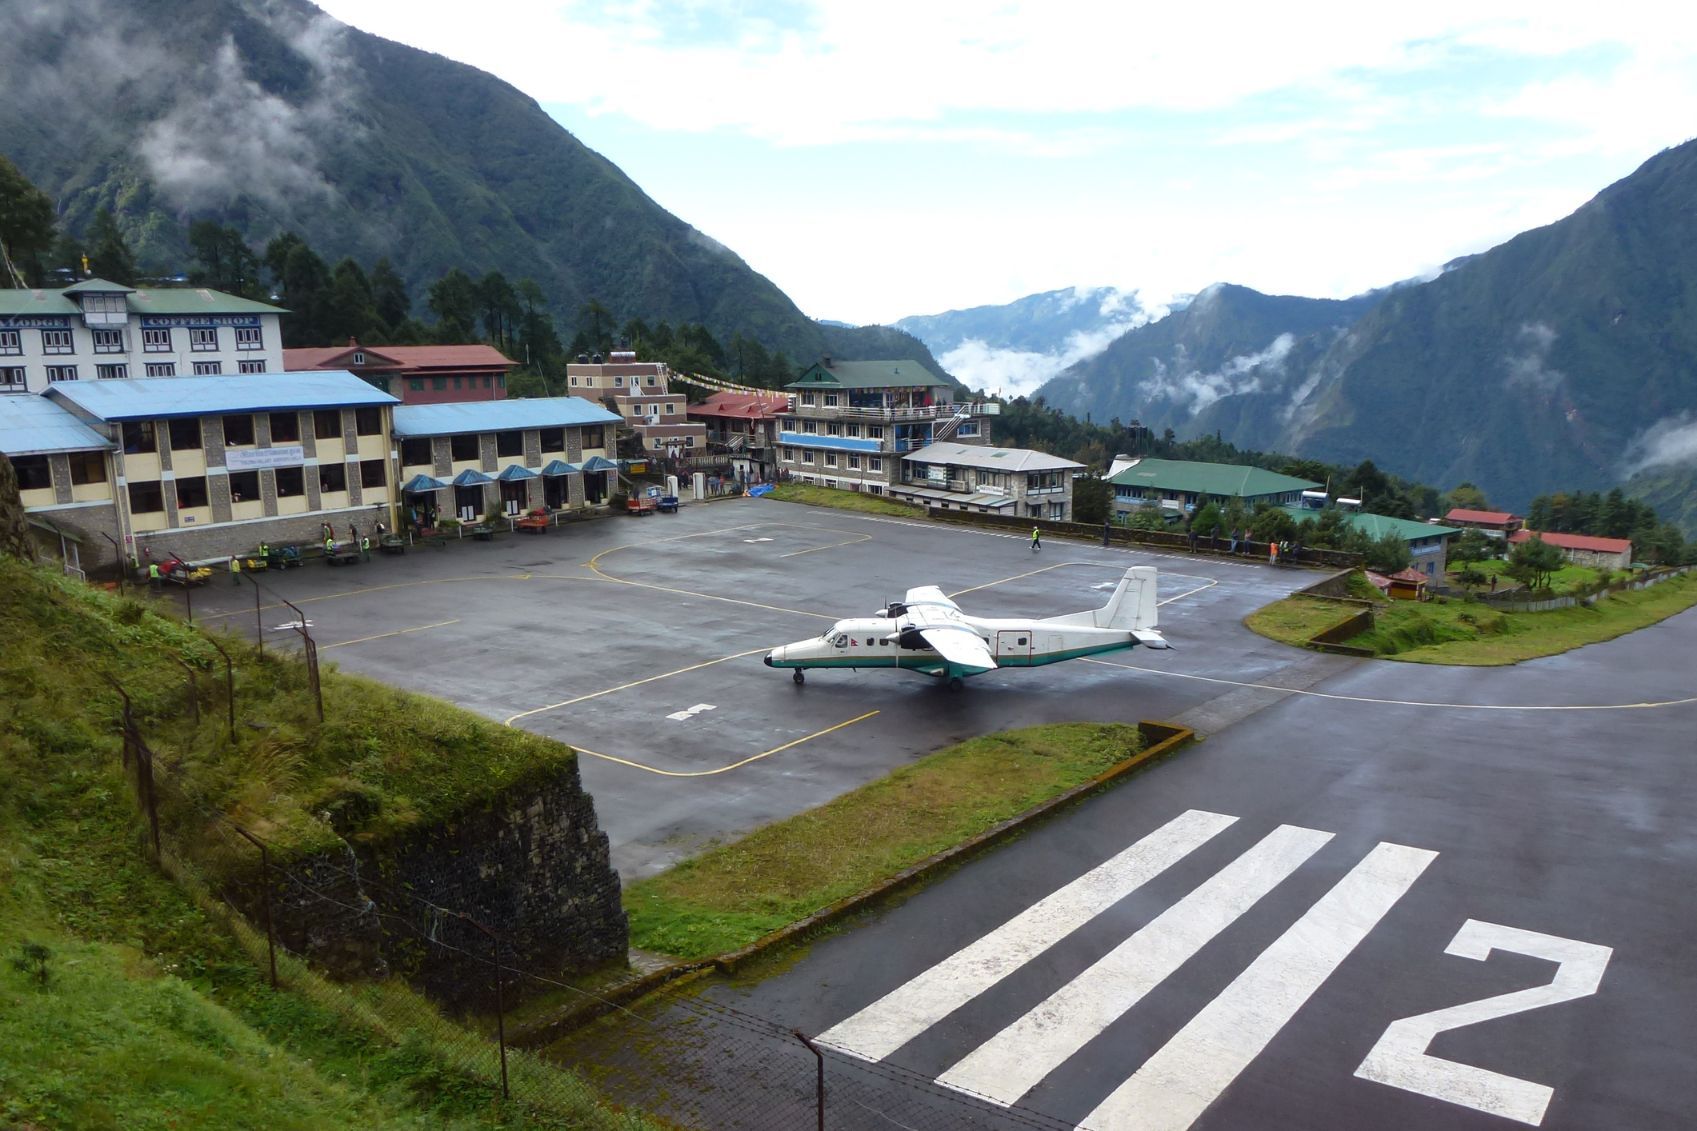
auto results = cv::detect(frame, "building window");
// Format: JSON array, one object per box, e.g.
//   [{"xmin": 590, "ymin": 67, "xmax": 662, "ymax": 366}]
[
  {"xmin": 869, "ymin": 456, "xmax": 882, "ymax": 472},
  {"xmin": 223, "ymin": 414, "xmax": 255, "ymax": 446},
  {"xmin": 176, "ymin": 476, "xmax": 209, "ymax": 509},
  {"xmin": 824, "ymin": 393, "xmax": 839, "ymax": 407},
  {"xmin": 192, "ymin": 361, "xmax": 222, "ymax": 375},
  {"xmin": 319, "ymin": 463, "xmax": 347, "ymax": 494},
  {"xmin": 238, "ymin": 360, "xmax": 266, "ymax": 374},
  {"xmin": 168, "ymin": 418, "xmax": 201, "ymax": 451},
  {"xmin": 144, "ymin": 362, "xmax": 176, "ymax": 377},
  {"xmin": 496, "ymin": 430, "xmax": 523, "ymax": 457},
  {"xmin": 12, "ymin": 455, "xmax": 51, "ymax": 491},
  {"xmin": 41, "ymin": 329, "xmax": 73, "ymax": 354},
  {"xmin": 360, "ymin": 459, "xmax": 387, "ymax": 489},
  {"xmin": 848, "ymin": 455, "xmax": 861, "ymax": 470},
  {"xmin": 0, "ymin": 367, "xmax": 23, "ymax": 391},
  {"xmin": 268, "ymin": 412, "xmax": 300, "ymax": 442},
  {"xmin": 482, "ymin": 375, "xmax": 492, "ymax": 388},
  {"xmin": 68, "ymin": 451, "xmax": 106, "ymax": 485},
  {"xmin": 0, "ymin": 330, "xmax": 19, "ymax": 355},
  {"xmin": 235, "ymin": 326, "xmax": 263, "ymax": 350},
  {"xmin": 314, "ymin": 410, "xmax": 342, "ymax": 440},
  {"xmin": 400, "ymin": 438, "xmax": 432, "ymax": 466},
  {"xmin": 97, "ymin": 363, "xmax": 128, "ymax": 380},
  {"xmin": 80, "ymin": 293, "xmax": 125, "ymax": 316},
  {"xmin": 228, "ymin": 470, "xmax": 259, "ymax": 503},
  {"xmin": 782, "ymin": 446, "xmax": 796, "ymax": 461},
  {"xmin": 497, "ymin": 375, "xmax": 505, "ymax": 389},
  {"xmin": 143, "ymin": 328, "xmax": 171, "ymax": 352},
  {"xmin": 354, "ymin": 407, "xmax": 381, "ymax": 436},
  {"xmin": 539, "ymin": 427, "xmax": 564, "ymax": 452},
  {"xmin": 452, "ymin": 376, "xmax": 462, "ymax": 389},
  {"xmin": 824, "ymin": 453, "xmax": 838, "ymax": 468},
  {"xmin": 127, "ymin": 480, "xmax": 164, "ymax": 513},
  {"xmin": 582, "ymin": 426, "xmax": 604, "ymax": 449},
  {"xmin": 450, "ymin": 434, "xmax": 479, "ymax": 461},
  {"xmin": 846, "ymin": 424, "xmax": 860, "ymax": 437},
  {"xmin": 351, "ymin": 351, "xmax": 365, "ymax": 366},
  {"xmin": 802, "ymin": 451, "xmax": 815, "ymax": 465},
  {"xmin": 121, "ymin": 421, "xmax": 157, "ymax": 454},
  {"xmin": 827, "ymin": 423, "xmax": 841, "ymax": 436},
  {"xmin": 46, "ymin": 366, "xmax": 77, "ymax": 383},
  {"xmin": 92, "ymin": 328, "xmax": 124, "ymax": 354},
  {"xmin": 869, "ymin": 425, "xmax": 883, "ymax": 439},
  {"xmin": 189, "ymin": 327, "xmax": 219, "ymax": 352},
  {"xmin": 273, "ymin": 466, "xmax": 304, "ymax": 497},
  {"xmin": 613, "ymin": 376, "xmax": 623, "ymax": 386},
  {"xmin": 646, "ymin": 374, "xmax": 656, "ymax": 385},
  {"xmin": 432, "ymin": 377, "xmax": 447, "ymax": 390},
  {"xmin": 800, "ymin": 393, "xmax": 815, "ymax": 406},
  {"xmin": 409, "ymin": 378, "xmax": 424, "ymax": 392}
]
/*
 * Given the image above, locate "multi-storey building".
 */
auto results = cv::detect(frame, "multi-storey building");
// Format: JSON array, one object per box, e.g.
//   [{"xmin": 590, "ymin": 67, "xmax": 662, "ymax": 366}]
[
  {"xmin": 686, "ymin": 390, "xmax": 788, "ymax": 482},
  {"xmin": 565, "ymin": 350, "xmax": 706, "ymax": 457},
  {"xmin": 285, "ymin": 339, "xmax": 516, "ymax": 403},
  {"xmin": 891, "ymin": 441, "xmax": 1083, "ymax": 520},
  {"xmin": 774, "ymin": 358, "xmax": 997, "ymax": 494},
  {"xmin": 0, "ymin": 279, "xmax": 286, "ymax": 395},
  {"xmin": 392, "ymin": 398, "xmax": 623, "ymax": 521}
]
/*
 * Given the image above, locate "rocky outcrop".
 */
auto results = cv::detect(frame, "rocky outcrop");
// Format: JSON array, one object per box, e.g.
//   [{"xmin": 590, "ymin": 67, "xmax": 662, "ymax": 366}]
[{"xmin": 250, "ymin": 757, "xmax": 627, "ymax": 1012}]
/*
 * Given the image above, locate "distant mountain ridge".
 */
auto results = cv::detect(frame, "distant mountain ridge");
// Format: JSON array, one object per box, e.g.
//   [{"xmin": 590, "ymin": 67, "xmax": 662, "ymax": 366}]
[
  {"xmin": 0, "ymin": 0, "xmax": 907, "ymax": 370},
  {"xmin": 1037, "ymin": 284, "xmax": 1381, "ymax": 429},
  {"xmin": 1034, "ymin": 140, "xmax": 1697, "ymax": 519},
  {"xmin": 893, "ymin": 286, "xmax": 1180, "ymax": 397}
]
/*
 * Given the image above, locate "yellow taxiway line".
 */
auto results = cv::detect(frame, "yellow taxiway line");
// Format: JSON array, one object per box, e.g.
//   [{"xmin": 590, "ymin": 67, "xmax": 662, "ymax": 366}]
[
  {"xmin": 322, "ymin": 619, "xmax": 461, "ymax": 651},
  {"xmin": 503, "ymin": 648, "xmax": 772, "ymax": 726},
  {"xmin": 571, "ymin": 710, "xmax": 881, "ymax": 777}
]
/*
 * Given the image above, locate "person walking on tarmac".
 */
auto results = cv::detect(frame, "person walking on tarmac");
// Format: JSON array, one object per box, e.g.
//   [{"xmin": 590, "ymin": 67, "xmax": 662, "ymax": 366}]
[
  {"xmin": 360, "ymin": 534, "xmax": 370, "ymax": 562},
  {"xmin": 229, "ymin": 554, "xmax": 241, "ymax": 586},
  {"xmin": 1102, "ymin": 518, "xmax": 1111, "ymax": 547},
  {"xmin": 147, "ymin": 560, "xmax": 161, "ymax": 591},
  {"xmin": 1030, "ymin": 525, "xmax": 1042, "ymax": 552}
]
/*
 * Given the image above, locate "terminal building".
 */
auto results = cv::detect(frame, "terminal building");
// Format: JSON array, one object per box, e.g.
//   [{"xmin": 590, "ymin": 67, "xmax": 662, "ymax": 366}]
[
  {"xmin": 566, "ymin": 350, "xmax": 706, "ymax": 458},
  {"xmin": 1, "ymin": 279, "xmax": 286, "ymax": 395},
  {"xmin": 285, "ymin": 340, "xmax": 517, "ymax": 404}
]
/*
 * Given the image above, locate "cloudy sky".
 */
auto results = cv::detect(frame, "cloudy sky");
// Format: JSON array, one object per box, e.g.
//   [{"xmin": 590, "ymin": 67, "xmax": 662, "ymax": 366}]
[{"xmin": 314, "ymin": 1, "xmax": 1697, "ymax": 326}]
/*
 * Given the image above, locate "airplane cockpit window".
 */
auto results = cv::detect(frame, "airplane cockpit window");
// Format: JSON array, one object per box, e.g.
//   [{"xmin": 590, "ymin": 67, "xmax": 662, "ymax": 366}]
[{"xmin": 832, "ymin": 633, "xmax": 849, "ymax": 647}]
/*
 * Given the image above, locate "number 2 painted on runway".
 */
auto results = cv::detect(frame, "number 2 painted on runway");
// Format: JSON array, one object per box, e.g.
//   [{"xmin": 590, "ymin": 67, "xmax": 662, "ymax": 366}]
[{"xmin": 1355, "ymin": 919, "xmax": 1612, "ymax": 1126}]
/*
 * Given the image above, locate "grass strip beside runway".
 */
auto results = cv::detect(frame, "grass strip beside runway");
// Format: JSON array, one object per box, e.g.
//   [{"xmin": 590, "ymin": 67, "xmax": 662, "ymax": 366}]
[
  {"xmin": 761, "ymin": 482, "xmax": 927, "ymax": 517},
  {"xmin": 621, "ymin": 723, "xmax": 1148, "ymax": 959}
]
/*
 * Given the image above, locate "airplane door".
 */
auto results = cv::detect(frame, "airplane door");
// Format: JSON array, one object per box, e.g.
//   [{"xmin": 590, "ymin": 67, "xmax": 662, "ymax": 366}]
[{"xmin": 996, "ymin": 630, "xmax": 1033, "ymax": 661}]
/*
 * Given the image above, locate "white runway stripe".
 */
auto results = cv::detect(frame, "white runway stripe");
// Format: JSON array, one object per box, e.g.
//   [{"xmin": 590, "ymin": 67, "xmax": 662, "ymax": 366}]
[
  {"xmin": 1083, "ymin": 841, "xmax": 1438, "ymax": 1131},
  {"xmin": 937, "ymin": 823, "xmax": 1334, "ymax": 1107},
  {"xmin": 815, "ymin": 809, "xmax": 1238, "ymax": 1061}
]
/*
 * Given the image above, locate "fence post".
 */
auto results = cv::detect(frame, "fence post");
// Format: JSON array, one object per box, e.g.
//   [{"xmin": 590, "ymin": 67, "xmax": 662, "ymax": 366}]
[
  {"xmin": 793, "ymin": 1030, "xmax": 825, "ymax": 1131},
  {"xmin": 175, "ymin": 656, "xmax": 200, "ymax": 725},
  {"xmin": 206, "ymin": 635, "xmax": 236, "ymax": 743},
  {"xmin": 250, "ymin": 574, "xmax": 263, "ymax": 658}
]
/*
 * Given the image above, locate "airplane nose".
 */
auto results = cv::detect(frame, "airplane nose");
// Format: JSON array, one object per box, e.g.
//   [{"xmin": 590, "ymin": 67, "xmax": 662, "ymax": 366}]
[{"xmin": 764, "ymin": 652, "xmax": 775, "ymax": 667}]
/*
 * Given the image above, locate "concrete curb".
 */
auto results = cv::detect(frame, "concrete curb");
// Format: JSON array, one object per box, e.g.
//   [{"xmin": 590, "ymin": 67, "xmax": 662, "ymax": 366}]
[{"xmin": 508, "ymin": 720, "xmax": 1194, "ymax": 1048}]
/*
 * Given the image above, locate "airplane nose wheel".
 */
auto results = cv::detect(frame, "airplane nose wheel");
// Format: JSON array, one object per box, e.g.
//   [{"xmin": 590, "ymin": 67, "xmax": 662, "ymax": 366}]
[
  {"xmin": 948, "ymin": 676, "xmax": 965, "ymax": 692},
  {"xmin": 793, "ymin": 670, "xmax": 806, "ymax": 685}
]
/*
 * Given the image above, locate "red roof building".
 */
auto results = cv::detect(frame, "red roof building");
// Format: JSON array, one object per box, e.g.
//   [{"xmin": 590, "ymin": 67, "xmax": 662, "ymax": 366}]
[
  {"xmin": 688, "ymin": 391, "xmax": 789, "ymax": 448},
  {"xmin": 1443, "ymin": 508, "xmax": 1523, "ymax": 535},
  {"xmin": 284, "ymin": 340, "xmax": 516, "ymax": 404},
  {"xmin": 1508, "ymin": 529, "xmax": 1633, "ymax": 570}
]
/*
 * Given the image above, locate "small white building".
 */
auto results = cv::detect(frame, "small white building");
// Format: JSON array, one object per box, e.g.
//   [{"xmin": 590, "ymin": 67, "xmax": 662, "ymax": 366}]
[
  {"xmin": 892, "ymin": 441, "xmax": 1083, "ymax": 520},
  {"xmin": 1, "ymin": 279, "xmax": 286, "ymax": 394}
]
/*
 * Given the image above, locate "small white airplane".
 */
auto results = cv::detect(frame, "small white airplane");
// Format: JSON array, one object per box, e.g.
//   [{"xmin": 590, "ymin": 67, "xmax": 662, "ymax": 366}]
[{"xmin": 764, "ymin": 565, "xmax": 1168, "ymax": 689}]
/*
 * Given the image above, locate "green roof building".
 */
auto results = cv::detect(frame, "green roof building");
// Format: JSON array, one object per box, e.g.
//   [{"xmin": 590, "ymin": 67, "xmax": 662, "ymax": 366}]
[
  {"xmin": 1278, "ymin": 504, "xmax": 1461, "ymax": 578},
  {"xmin": 1107, "ymin": 458, "xmax": 1320, "ymax": 516}
]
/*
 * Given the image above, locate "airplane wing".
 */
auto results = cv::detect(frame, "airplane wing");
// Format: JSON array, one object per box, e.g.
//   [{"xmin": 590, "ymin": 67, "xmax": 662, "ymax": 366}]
[
  {"xmin": 902, "ymin": 584, "xmax": 960, "ymax": 613},
  {"xmin": 906, "ymin": 603, "xmax": 997, "ymax": 674}
]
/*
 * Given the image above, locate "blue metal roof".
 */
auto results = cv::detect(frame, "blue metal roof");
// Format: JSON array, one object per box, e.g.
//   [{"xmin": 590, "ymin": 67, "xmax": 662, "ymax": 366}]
[
  {"xmin": 581, "ymin": 455, "xmax": 618, "ymax": 471},
  {"xmin": 401, "ymin": 473, "xmax": 447, "ymax": 493},
  {"xmin": 540, "ymin": 459, "xmax": 579, "ymax": 476},
  {"xmin": 495, "ymin": 464, "xmax": 537, "ymax": 481},
  {"xmin": 392, "ymin": 397, "xmax": 621, "ymax": 438},
  {"xmin": 451, "ymin": 468, "xmax": 493, "ymax": 487},
  {"xmin": 47, "ymin": 371, "xmax": 396, "ymax": 421},
  {"xmin": 0, "ymin": 394, "xmax": 114, "ymax": 456}
]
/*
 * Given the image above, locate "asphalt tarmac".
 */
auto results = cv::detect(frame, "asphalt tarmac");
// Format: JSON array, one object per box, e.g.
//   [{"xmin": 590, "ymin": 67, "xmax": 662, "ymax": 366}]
[{"xmin": 187, "ymin": 499, "xmax": 1697, "ymax": 1129}]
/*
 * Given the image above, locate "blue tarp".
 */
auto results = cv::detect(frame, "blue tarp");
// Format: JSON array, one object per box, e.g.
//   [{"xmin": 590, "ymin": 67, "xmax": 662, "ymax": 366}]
[{"xmin": 748, "ymin": 484, "xmax": 774, "ymax": 497}]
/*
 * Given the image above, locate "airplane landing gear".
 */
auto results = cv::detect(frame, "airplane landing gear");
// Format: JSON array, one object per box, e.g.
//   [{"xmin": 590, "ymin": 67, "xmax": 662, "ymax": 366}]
[
  {"xmin": 793, "ymin": 669, "xmax": 805, "ymax": 685},
  {"xmin": 948, "ymin": 676, "xmax": 965, "ymax": 692}
]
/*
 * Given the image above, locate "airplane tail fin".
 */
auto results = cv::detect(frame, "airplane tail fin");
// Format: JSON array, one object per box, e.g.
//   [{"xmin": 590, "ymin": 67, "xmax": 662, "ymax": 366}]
[{"xmin": 1041, "ymin": 566, "xmax": 1160, "ymax": 636}]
